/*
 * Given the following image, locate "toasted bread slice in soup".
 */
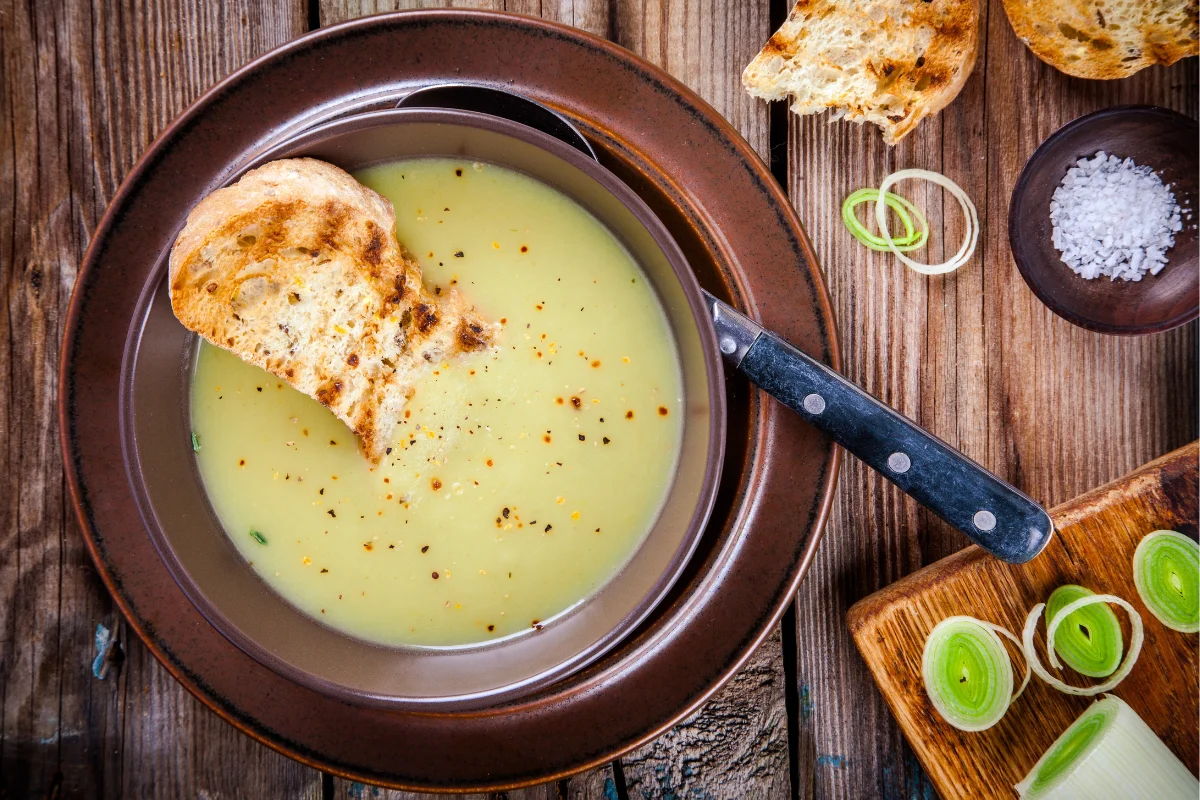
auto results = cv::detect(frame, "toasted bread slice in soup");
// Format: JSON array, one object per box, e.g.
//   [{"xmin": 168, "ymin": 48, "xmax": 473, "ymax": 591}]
[
  {"xmin": 168, "ymin": 158, "xmax": 495, "ymax": 464},
  {"xmin": 742, "ymin": 0, "xmax": 979, "ymax": 145},
  {"xmin": 1002, "ymin": 0, "xmax": 1197, "ymax": 79}
]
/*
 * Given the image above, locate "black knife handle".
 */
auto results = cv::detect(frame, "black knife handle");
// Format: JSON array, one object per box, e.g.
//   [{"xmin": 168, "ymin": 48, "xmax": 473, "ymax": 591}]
[{"xmin": 738, "ymin": 332, "xmax": 1053, "ymax": 563}]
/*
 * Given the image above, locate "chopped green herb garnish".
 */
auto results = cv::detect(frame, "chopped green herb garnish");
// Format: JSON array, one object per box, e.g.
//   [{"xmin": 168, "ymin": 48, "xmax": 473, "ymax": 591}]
[
  {"xmin": 191, "ymin": 432, "xmax": 201, "ymax": 452},
  {"xmin": 249, "ymin": 529, "xmax": 267, "ymax": 545}
]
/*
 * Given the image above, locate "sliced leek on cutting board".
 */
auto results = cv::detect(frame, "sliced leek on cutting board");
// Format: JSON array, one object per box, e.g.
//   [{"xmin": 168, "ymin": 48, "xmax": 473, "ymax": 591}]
[{"xmin": 848, "ymin": 442, "xmax": 1199, "ymax": 800}]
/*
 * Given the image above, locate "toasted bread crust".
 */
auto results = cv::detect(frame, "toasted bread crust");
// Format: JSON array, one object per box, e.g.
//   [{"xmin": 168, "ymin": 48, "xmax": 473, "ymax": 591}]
[
  {"xmin": 1002, "ymin": 0, "xmax": 1197, "ymax": 79},
  {"xmin": 168, "ymin": 158, "xmax": 495, "ymax": 463},
  {"xmin": 743, "ymin": 0, "xmax": 978, "ymax": 145}
]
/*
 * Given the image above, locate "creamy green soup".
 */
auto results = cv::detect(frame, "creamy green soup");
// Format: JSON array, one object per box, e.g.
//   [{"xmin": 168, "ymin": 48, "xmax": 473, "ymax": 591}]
[{"xmin": 190, "ymin": 158, "xmax": 683, "ymax": 647}]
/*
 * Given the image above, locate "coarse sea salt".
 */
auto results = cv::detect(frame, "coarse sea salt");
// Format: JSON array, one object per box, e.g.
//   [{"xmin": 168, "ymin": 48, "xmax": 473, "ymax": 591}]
[{"xmin": 1049, "ymin": 151, "xmax": 1186, "ymax": 281}]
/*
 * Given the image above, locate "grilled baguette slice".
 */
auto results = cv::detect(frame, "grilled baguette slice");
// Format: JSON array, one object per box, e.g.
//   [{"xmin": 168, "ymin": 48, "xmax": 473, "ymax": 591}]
[
  {"xmin": 1002, "ymin": 0, "xmax": 1197, "ymax": 79},
  {"xmin": 168, "ymin": 158, "xmax": 494, "ymax": 463},
  {"xmin": 742, "ymin": 0, "xmax": 979, "ymax": 145}
]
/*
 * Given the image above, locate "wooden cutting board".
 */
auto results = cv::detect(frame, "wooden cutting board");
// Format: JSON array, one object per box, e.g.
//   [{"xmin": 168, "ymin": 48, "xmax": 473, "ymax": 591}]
[{"xmin": 847, "ymin": 442, "xmax": 1199, "ymax": 799}]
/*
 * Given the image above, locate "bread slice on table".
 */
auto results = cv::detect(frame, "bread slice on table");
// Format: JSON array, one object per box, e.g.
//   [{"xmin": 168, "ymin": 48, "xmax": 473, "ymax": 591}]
[
  {"xmin": 742, "ymin": 0, "xmax": 979, "ymax": 145},
  {"xmin": 168, "ymin": 158, "xmax": 495, "ymax": 464},
  {"xmin": 1001, "ymin": 0, "xmax": 1197, "ymax": 79}
]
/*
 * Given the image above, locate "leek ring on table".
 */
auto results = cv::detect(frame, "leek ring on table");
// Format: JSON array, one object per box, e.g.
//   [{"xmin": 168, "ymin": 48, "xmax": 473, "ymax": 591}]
[
  {"xmin": 1133, "ymin": 530, "xmax": 1199, "ymax": 633},
  {"xmin": 875, "ymin": 168, "xmax": 979, "ymax": 275},
  {"xmin": 841, "ymin": 188, "xmax": 928, "ymax": 252}
]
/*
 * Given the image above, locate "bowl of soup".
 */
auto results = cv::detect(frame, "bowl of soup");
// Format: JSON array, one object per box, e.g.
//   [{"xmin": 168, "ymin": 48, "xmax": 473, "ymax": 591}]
[{"xmin": 123, "ymin": 109, "xmax": 725, "ymax": 708}]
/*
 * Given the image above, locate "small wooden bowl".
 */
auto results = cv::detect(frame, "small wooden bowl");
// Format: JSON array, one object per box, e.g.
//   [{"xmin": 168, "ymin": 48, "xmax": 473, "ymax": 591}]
[{"xmin": 1009, "ymin": 106, "xmax": 1198, "ymax": 335}]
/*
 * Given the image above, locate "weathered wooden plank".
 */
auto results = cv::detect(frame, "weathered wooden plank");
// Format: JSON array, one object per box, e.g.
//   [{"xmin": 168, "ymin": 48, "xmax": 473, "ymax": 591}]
[
  {"xmin": 0, "ymin": 2, "xmax": 80, "ymax": 797},
  {"xmin": 622, "ymin": 628, "xmax": 791, "ymax": 800},
  {"xmin": 782, "ymin": 0, "xmax": 1198, "ymax": 795},
  {"xmin": 0, "ymin": 1, "xmax": 319, "ymax": 797}
]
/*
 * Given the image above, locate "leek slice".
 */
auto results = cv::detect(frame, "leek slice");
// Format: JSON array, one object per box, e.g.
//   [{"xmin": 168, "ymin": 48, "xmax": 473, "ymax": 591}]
[
  {"xmin": 841, "ymin": 188, "xmax": 929, "ymax": 252},
  {"xmin": 1045, "ymin": 585, "xmax": 1123, "ymax": 678},
  {"xmin": 1133, "ymin": 530, "xmax": 1199, "ymax": 633},
  {"xmin": 922, "ymin": 616, "xmax": 1029, "ymax": 731},
  {"xmin": 1015, "ymin": 695, "xmax": 1198, "ymax": 799},
  {"xmin": 875, "ymin": 169, "xmax": 979, "ymax": 275},
  {"xmin": 1022, "ymin": 595, "xmax": 1143, "ymax": 696}
]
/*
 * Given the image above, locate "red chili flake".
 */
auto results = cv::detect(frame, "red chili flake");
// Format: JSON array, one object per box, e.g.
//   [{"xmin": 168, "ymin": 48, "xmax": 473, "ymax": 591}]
[
  {"xmin": 432, "ymin": 572, "xmax": 439, "ymax": 579},
  {"xmin": 421, "ymin": 545, "xmax": 429, "ymax": 553},
  {"xmin": 570, "ymin": 396, "xmax": 581, "ymax": 409},
  {"xmin": 363, "ymin": 542, "xmax": 373, "ymax": 551},
  {"xmin": 543, "ymin": 434, "xmax": 552, "ymax": 443},
  {"xmin": 520, "ymin": 245, "xmax": 528, "ymax": 253},
  {"xmin": 431, "ymin": 478, "xmax": 442, "ymax": 490},
  {"xmin": 625, "ymin": 410, "xmax": 634, "ymax": 419},
  {"xmin": 591, "ymin": 360, "xmax": 601, "ymax": 368},
  {"xmin": 487, "ymin": 624, "xmax": 495, "ymax": 632},
  {"xmin": 238, "ymin": 459, "xmax": 246, "ymax": 466},
  {"xmin": 658, "ymin": 406, "xmax": 669, "ymax": 416},
  {"xmin": 486, "ymin": 459, "xmax": 494, "ymax": 467},
  {"xmin": 555, "ymin": 397, "xmax": 564, "ymax": 405},
  {"xmin": 602, "ymin": 437, "xmax": 610, "ymax": 445}
]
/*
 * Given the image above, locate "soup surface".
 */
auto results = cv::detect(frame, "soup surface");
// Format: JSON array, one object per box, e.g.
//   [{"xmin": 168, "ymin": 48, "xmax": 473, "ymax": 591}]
[{"xmin": 190, "ymin": 158, "xmax": 683, "ymax": 647}]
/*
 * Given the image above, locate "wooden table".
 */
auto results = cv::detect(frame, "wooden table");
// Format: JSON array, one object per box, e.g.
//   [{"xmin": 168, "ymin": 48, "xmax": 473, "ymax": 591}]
[{"xmin": 1, "ymin": 2, "xmax": 1195, "ymax": 798}]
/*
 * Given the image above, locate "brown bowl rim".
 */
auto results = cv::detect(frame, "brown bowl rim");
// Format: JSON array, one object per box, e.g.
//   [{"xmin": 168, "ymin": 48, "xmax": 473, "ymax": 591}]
[{"xmin": 1008, "ymin": 104, "xmax": 1200, "ymax": 336}]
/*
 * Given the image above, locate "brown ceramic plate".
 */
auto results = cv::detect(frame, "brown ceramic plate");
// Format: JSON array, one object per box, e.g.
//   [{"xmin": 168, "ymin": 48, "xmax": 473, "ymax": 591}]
[
  {"xmin": 1009, "ymin": 105, "xmax": 1199, "ymax": 335},
  {"xmin": 61, "ymin": 10, "xmax": 840, "ymax": 790}
]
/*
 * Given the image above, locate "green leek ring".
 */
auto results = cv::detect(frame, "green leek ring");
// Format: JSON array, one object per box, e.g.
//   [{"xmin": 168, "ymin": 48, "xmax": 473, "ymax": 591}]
[{"xmin": 1133, "ymin": 530, "xmax": 1199, "ymax": 633}]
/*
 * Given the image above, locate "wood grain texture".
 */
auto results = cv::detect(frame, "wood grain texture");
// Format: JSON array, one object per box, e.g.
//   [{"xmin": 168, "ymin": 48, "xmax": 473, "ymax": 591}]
[
  {"xmin": 0, "ymin": 2, "xmax": 317, "ymax": 798},
  {"xmin": 622, "ymin": 628, "xmax": 790, "ymax": 800},
  {"xmin": 847, "ymin": 442, "xmax": 1199, "ymax": 799},
  {"xmin": 784, "ymin": 0, "xmax": 1198, "ymax": 794}
]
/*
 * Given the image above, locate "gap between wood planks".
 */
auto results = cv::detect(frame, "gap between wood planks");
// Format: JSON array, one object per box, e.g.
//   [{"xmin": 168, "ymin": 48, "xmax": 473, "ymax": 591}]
[{"xmin": 767, "ymin": 2, "xmax": 803, "ymax": 798}]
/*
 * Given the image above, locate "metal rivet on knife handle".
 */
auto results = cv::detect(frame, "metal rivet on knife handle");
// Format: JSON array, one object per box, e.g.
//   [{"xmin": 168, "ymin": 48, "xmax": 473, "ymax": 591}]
[
  {"xmin": 802, "ymin": 394, "xmax": 825, "ymax": 415},
  {"xmin": 973, "ymin": 510, "xmax": 997, "ymax": 532}
]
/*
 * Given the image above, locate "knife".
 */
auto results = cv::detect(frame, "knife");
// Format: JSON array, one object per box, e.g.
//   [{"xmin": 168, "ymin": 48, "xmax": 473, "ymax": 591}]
[{"xmin": 704, "ymin": 289, "xmax": 1054, "ymax": 563}]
